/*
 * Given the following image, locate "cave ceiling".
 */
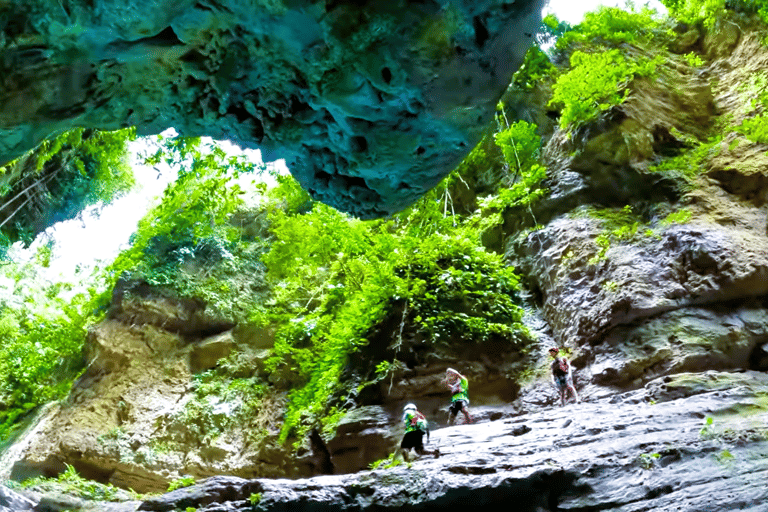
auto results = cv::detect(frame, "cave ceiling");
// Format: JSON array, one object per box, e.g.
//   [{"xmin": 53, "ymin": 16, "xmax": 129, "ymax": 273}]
[{"xmin": 0, "ymin": 0, "xmax": 545, "ymax": 218}]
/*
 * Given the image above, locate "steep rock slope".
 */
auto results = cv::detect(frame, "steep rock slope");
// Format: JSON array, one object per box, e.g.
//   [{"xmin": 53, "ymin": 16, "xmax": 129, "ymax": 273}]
[
  {"xmin": 506, "ymin": 16, "xmax": 768, "ymax": 395},
  {"xmin": 0, "ymin": 0, "xmax": 544, "ymax": 217}
]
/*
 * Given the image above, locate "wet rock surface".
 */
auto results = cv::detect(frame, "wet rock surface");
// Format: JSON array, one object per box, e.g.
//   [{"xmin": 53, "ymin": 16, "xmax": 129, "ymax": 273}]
[
  {"xmin": 128, "ymin": 371, "xmax": 768, "ymax": 511},
  {"xmin": 0, "ymin": 0, "xmax": 544, "ymax": 218},
  {"xmin": 0, "ymin": 485, "xmax": 34, "ymax": 511}
]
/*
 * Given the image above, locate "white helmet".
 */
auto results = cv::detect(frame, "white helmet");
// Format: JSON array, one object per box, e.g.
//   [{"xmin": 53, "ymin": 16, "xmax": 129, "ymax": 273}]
[{"xmin": 403, "ymin": 403, "xmax": 417, "ymax": 411}]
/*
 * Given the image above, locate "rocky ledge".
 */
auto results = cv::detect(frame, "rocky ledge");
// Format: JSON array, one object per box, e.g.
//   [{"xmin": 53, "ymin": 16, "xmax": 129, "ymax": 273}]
[{"xmin": 6, "ymin": 370, "xmax": 766, "ymax": 512}]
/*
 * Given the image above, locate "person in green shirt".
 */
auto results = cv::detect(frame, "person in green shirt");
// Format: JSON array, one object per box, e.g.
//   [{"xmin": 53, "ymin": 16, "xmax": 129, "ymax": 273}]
[
  {"xmin": 400, "ymin": 403, "xmax": 439, "ymax": 461},
  {"xmin": 445, "ymin": 368, "xmax": 473, "ymax": 425}
]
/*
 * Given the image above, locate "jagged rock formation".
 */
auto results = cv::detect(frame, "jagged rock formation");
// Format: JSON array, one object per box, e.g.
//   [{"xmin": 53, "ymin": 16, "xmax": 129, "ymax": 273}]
[
  {"xmin": 506, "ymin": 17, "xmax": 768, "ymax": 388},
  {"xmin": 0, "ymin": 0, "xmax": 544, "ymax": 218}
]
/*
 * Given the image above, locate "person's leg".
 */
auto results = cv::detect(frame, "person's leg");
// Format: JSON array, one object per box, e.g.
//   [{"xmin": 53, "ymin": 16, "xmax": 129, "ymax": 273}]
[
  {"xmin": 567, "ymin": 384, "xmax": 580, "ymax": 403},
  {"xmin": 461, "ymin": 402, "xmax": 473, "ymax": 424},
  {"xmin": 413, "ymin": 432, "xmax": 425, "ymax": 457},
  {"xmin": 448, "ymin": 402, "xmax": 457, "ymax": 425}
]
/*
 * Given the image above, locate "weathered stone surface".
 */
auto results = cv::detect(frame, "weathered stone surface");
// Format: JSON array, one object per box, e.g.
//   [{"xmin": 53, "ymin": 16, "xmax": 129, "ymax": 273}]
[
  {"xmin": 0, "ymin": 0, "xmax": 544, "ymax": 218},
  {"xmin": 190, "ymin": 332, "xmax": 236, "ymax": 374},
  {"xmin": 132, "ymin": 373, "xmax": 768, "ymax": 512},
  {"xmin": 109, "ymin": 279, "xmax": 235, "ymax": 337},
  {"xmin": 0, "ymin": 484, "xmax": 35, "ymax": 511},
  {"xmin": 326, "ymin": 406, "xmax": 398, "ymax": 475}
]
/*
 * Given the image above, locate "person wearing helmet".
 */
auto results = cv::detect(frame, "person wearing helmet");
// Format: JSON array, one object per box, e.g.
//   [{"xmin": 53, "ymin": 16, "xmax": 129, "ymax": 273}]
[
  {"xmin": 400, "ymin": 403, "xmax": 439, "ymax": 461},
  {"xmin": 549, "ymin": 347, "xmax": 580, "ymax": 406},
  {"xmin": 445, "ymin": 368, "xmax": 472, "ymax": 425}
]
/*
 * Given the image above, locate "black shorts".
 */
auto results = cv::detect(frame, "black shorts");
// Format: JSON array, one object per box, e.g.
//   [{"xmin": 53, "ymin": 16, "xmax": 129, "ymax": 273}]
[
  {"xmin": 400, "ymin": 430, "xmax": 425, "ymax": 451},
  {"xmin": 555, "ymin": 375, "xmax": 572, "ymax": 390},
  {"xmin": 449, "ymin": 400, "xmax": 468, "ymax": 415}
]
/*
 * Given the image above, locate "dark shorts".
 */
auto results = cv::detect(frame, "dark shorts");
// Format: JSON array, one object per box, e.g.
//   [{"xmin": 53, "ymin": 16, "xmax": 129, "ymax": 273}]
[
  {"xmin": 449, "ymin": 400, "xmax": 468, "ymax": 415},
  {"xmin": 554, "ymin": 375, "xmax": 572, "ymax": 390},
  {"xmin": 401, "ymin": 430, "xmax": 425, "ymax": 451}
]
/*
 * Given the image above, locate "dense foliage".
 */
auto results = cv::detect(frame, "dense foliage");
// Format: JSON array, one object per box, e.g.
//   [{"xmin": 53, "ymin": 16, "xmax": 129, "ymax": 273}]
[
  {"xmin": 0, "ymin": 252, "xmax": 106, "ymax": 441},
  {"xmin": 0, "ymin": 128, "xmax": 136, "ymax": 253}
]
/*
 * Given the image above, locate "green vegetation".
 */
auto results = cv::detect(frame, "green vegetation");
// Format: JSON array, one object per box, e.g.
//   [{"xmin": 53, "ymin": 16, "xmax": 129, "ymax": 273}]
[
  {"xmin": 732, "ymin": 72, "xmax": 768, "ymax": 143},
  {"xmin": 249, "ymin": 492, "xmax": 263, "ymax": 505},
  {"xmin": 167, "ymin": 476, "xmax": 196, "ymax": 492},
  {"xmin": 661, "ymin": 0, "xmax": 768, "ymax": 27},
  {"xmin": 576, "ymin": 205, "xmax": 641, "ymax": 264},
  {"xmin": 554, "ymin": 6, "xmax": 669, "ymax": 49},
  {"xmin": 649, "ymin": 132, "xmax": 723, "ymax": 181},
  {"xmin": 683, "ymin": 52, "xmax": 705, "ymax": 67},
  {"xmin": 0, "ymin": 128, "xmax": 136, "ymax": 251},
  {"xmin": 660, "ymin": 208, "xmax": 693, "ymax": 226},
  {"xmin": 266, "ymin": 182, "xmax": 532, "ymax": 443},
  {"xmin": 550, "ymin": 50, "xmax": 664, "ymax": 131},
  {"xmin": 0, "ymin": 255, "xmax": 107, "ymax": 441},
  {"xmin": 637, "ymin": 451, "xmax": 661, "ymax": 469},
  {"xmin": 21, "ymin": 463, "xmax": 123, "ymax": 501},
  {"xmin": 369, "ymin": 452, "xmax": 404, "ymax": 470}
]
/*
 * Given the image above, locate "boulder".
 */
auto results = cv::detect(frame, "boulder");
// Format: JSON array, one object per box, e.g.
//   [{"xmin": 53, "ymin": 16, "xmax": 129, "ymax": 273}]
[
  {"xmin": 326, "ymin": 406, "xmax": 399, "ymax": 475},
  {"xmin": 190, "ymin": 332, "xmax": 236, "ymax": 374}
]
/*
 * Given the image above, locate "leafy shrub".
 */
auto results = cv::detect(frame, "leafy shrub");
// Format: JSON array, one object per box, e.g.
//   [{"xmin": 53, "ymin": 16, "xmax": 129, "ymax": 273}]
[
  {"xmin": 0, "ymin": 267, "xmax": 100, "ymax": 441},
  {"xmin": 555, "ymin": 6, "xmax": 668, "ymax": 49},
  {"xmin": 22, "ymin": 464, "xmax": 122, "ymax": 501},
  {"xmin": 368, "ymin": 451, "xmax": 403, "ymax": 470},
  {"xmin": 262, "ymin": 172, "xmax": 532, "ymax": 443},
  {"xmin": 581, "ymin": 206, "xmax": 642, "ymax": 263},
  {"xmin": 510, "ymin": 46, "xmax": 554, "ymax": 91},
  {"xmin": 662, "ymin": 0, "xmax": 768, "ymax": 26},
  {"xmin": 0, "ymin": 128, "xmax": 136, "ymax": 248},
  {"xmin": 683, "ymin": 52, "xmax": 705, "ymax": 66},
  {"xmin": 660, "ymin": 208, "xmax": 693, "ymax": 225},
  {"xmin": 649, "ymin": 131, "xmax": 723, "ymax": 181},
  {"xmin": 549, "ymin": 50, "xmax": 664, "ymax": 131}
]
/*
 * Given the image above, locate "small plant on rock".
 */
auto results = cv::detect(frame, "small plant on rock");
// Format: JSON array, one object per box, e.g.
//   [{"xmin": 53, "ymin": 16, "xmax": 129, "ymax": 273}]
[
  {"xmin": 167, "ymin": 476, "xmax": 196, "ymax": 492},
  {"xmin": 369, "ymin": 452, "xmax": 403, "ymax": 470},
  {"xmin": 637, "ymin": 452, "xmax": 661, "ymax": 469}
]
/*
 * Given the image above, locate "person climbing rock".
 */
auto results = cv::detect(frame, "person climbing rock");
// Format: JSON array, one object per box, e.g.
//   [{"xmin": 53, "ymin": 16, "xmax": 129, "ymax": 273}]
[
  {"xmin": 445, "ymin": 368, "xmax": 473, "ymax": 425},
  {"xmin": 549, "ymin": 347, "xmax": 580, "ymax": 406},
  {"xmin": 400, "ymin": 403, "xmax": 439, "ymax": 461}
]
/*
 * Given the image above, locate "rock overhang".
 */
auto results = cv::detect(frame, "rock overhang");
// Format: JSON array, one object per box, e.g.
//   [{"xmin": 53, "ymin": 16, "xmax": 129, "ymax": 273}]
[{"xmin": 0, "ymin": 0, "xmax": 546, "ymax": 218}]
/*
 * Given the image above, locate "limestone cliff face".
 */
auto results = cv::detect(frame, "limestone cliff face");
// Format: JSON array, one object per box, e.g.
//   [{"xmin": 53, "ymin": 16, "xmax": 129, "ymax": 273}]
[
  {"xmin": 3, "ymin": 282, "xmax": 332, "ymax": 493},
  {"xmin": 506, "ymin": 18, "xmax": 768, "ymax": 395},
  {"xmin": 0, "ymin": 0, "xmax": 544, "ymax": 218}
]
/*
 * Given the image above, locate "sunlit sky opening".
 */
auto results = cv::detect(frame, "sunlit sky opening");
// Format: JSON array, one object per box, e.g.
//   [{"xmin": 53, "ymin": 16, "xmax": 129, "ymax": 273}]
[{"xmin": 8, "ymin": 0, "xmax": 668, "ymax": 281}]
